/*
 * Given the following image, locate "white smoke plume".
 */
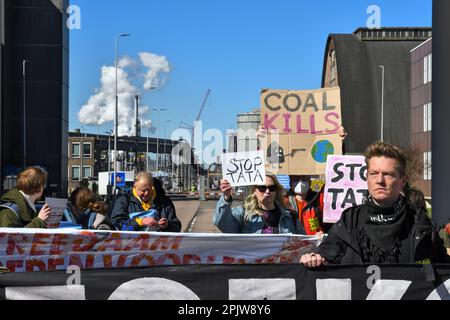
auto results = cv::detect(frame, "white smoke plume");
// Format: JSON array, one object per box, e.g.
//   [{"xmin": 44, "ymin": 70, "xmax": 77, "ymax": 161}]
[
  {"xmin": 77, "ymin": 53, "xmax": 170, "ymax": 136},
  {"xmin": 139, "ymin": 52, "xmax": 171, "ymax": 90}
]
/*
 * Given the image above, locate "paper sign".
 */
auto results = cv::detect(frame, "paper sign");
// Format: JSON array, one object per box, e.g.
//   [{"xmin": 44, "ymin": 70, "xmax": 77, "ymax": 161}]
[
  {"xmin": 323, "ymin": 155, "xmax": 368, "ymax": 223},
  {"xmin": 260, "ymin": 87, "xmax": 342, "ymax": 175},
  {"xmin": 222, "ymin": 151, "xmax": 266, "ymax": 187},
  {"xmin": 45, "ymin": 198, "xmax": 68, "ymax": 229}
]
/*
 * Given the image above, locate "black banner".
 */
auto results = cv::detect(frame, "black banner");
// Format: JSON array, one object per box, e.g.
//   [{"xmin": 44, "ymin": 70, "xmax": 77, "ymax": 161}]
[{"xmin": 0, "ymin": 264, "xmax": 449, "ymax": 301}]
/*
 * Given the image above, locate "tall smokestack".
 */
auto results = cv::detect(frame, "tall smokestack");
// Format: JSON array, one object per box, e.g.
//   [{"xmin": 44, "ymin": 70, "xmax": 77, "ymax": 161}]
[{"xmin": 134, "ymin": 95, "xmax": 141, "ymax": 137}]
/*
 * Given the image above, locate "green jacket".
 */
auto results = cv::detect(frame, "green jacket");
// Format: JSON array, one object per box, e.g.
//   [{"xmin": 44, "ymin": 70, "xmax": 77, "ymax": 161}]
[{"xmin": 0, "ymin": 188, "xmax": 46, "ymax": 228}]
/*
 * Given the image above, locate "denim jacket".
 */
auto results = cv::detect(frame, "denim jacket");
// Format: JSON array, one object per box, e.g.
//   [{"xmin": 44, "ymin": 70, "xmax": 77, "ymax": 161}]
[{"xmin": 213, "ymin": 195, "xmax": 304, "ymax": 234}]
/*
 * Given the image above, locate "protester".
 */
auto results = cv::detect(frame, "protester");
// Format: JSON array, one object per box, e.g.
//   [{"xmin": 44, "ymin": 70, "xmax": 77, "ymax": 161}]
[
  {"xmin": 64, "ymin": 187, "xmax": 114, "ymax": 230},
  {"xmin": 0, "ymin": 166, "xmax": 51, "ymax": 228},
  {"xmin": 285, "ymin": 175, "xmax": 325, "ymax": 235},
  {"xmin": 213, "ymin": 173, "xmax": 305, "ymax": 234},
  {"xmin": 111, "ymin": 171, "xmax": 181, "ymax": 232},
  {"xmin": 300, "ymin": 141, "xmax": 449, "ymax": 266},
  {"xmin": 439, "ymin": 223, "xmax": 450, "ymax": 257}
]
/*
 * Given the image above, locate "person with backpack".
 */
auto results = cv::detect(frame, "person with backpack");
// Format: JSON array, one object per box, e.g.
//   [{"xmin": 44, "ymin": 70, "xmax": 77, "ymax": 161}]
[
  {"xmin": 110, "ymin": 171, "xmax": 181, "ymax": 232},
  {"xmin": 0, "ymin": 166, "xmax": 51, "ymax": 228},
  {"xmin": 63, "ymin": 187, "xmax": 115, "ymax": 230},
  {"xmin": 214, "ymin": 173, "xmax": 305, "ymax": 234}
]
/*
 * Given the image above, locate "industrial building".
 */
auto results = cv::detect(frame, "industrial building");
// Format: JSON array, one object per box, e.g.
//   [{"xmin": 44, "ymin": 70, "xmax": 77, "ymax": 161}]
[{"xmin": 0, "ymin": 0, "xmax": 69, "ymax": 196}]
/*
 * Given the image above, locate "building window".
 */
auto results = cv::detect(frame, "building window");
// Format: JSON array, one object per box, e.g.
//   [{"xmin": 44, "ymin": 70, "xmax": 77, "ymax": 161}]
[
  {"xmin": 423, "ymin": 103, "xmax": 432, "ymax": 132},
  {"xmin": 72, "ymin": 166, "xmax": 80, "ymax": 181},
  {"xmin": 424, "ymin": 54, "xmax": 432, "ymax": 84},
  {"xmin": 83, "ymin": 142, "xmax": 92, "ymax": 158},
  {"xmin": 82, "ymin": 166, "xmax": 92, "ymax": 179},
  {"xmin": 423, "ymin": 152, "xmax": 432, "ymax": 181},
  {"xmin": 71, "ymin": 143, "xmax": 80, "ymax": 158}
]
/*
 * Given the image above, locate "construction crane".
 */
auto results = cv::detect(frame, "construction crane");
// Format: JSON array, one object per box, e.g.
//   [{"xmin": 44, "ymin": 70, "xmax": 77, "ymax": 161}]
[
  {"xmin": 179, "ymin": 89, "xmax": 211, "ymax": 145},
  {"xmin": 178, "ymin": 89, "xmax": 211, "ymax": 192}
]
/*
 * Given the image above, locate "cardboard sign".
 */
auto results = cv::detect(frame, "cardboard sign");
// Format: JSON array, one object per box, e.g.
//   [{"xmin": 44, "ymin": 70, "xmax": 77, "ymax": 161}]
[
  {"xmin": 45, "ymin": 198, "xmax": 68, "ymax": 229},
  {"xmin": 222, "ymin": 151, "xmax": 265, "ymax": 187},
  {"xmin": 310, "ymin": 179, "xmax": 325, "ymax": 192},
  {"xmin": 260, "ymin": 87, "xmax": 342, "ymax": 175},
  {"xmin": 323, "ymin": 155, "xmax": 368, "ymax": 223}
]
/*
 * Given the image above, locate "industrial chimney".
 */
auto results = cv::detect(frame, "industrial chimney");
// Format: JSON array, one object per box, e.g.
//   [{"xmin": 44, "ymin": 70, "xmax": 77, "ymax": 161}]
[{"xmin": 134, "ymin": 95, "xmax": 141, "ymax": 137}]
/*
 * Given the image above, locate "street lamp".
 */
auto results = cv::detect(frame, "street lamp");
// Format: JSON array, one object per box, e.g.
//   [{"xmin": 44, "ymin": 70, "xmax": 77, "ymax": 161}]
[
  {"xmin": 152, "ymin": 108, "xmax": 167, "ymax": 172},
  {"xmin": 146, "ymin": 86, "xmax": 157, "ymax": 171},
  {"xmin": 114, "ymin": 33, "xmax": 130, "ymax": 194},
  {"xmin": 22, "ymin": 59, "xmax": 29, "ymax": 169},
  {"xmin": 164, "ymin": 120, "xmax": 171, "ymax": 173},
  {"xmin": 379, "ymin": 65, "xmax": 385, "ymax": 141}
]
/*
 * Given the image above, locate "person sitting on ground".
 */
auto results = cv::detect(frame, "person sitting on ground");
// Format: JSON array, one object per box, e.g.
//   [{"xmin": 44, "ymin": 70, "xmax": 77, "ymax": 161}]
[
  {"xmin": 111, "ymin": 171, "xmax": 181, "ymax": 232},
  {"xmin": 214, "ymin": 173, "xmax": 305, "ymax": 234},
  {"xmin": 64, "ymin": 187, "xmax": 115, "ymax": 230},
  {"xmin": 300, "ymin": 141, "xmax": 449, "ymax": 267},
  {"xmin": 0, "ymin": 166, "xmax": 51, "ymax": 228}
]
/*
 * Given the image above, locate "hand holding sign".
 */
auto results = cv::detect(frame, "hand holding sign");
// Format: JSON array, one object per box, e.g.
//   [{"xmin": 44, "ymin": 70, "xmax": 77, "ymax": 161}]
[
  {"xmin": 220, "ymin": 179, "xmax": 233, "ymax": 201},
  {"xmin": 37, "ymin": 203, "xmax": 51, "ymax": 222}
]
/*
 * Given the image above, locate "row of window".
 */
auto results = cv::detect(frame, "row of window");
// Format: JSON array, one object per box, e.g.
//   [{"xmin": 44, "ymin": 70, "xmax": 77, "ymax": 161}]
[
  {"xmin": 424, "ymin": 53, "xmax": 432, "ymax": 84},
  {"xmin": 71, "ymin": 142, "xmax": 92, "ymax": 158},
  {"xmin": 423, "ymin": 102, "xmax": 432, "ymax": 132},
  {"xmin": 70, "ymin": 166, "xmax": 92, "ymax": 181},
  {"xmin": 423, "ymin": 151, "xmax": 432, "ymax": 181}
]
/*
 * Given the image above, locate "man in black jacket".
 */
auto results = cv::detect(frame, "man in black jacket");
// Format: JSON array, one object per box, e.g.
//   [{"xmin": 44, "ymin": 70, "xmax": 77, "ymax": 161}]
[
  {"xmin": 111, "ymin": 171, "xmax": 181, "ymax": 232},
  {"xmin": 301, "ymin": 141, "xmax": 448, "ymax": 266}
]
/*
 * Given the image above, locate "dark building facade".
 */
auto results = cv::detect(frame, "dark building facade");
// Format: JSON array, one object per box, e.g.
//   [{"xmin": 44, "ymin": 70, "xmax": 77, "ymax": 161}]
[
  {"xmin": 322, "ymin": 27, "xmax": 432, "ymax": 154},
  {"xmin": 410, "ymin": 38, "xmax": 432, "ymax": 197},
  {"xmin": 0, "ymin": 0, "xmax": 69, "ymax": 196}
]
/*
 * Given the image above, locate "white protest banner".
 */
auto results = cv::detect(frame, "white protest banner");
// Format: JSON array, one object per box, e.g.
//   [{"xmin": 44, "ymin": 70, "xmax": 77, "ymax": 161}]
[
  {"xmin": 45, "ymin": 198, "xmax": 68, "ymax": 229},
  {"xmin": 323, "ymin": 155, "xmax": 368, "ymax": 223},
  {"xmin": 0, "ymin": 228, "xmax": 321, "ymax": 272},
  {"xmin": 222, "ymin": 151, "xmax": 265, "ymax": 187}
]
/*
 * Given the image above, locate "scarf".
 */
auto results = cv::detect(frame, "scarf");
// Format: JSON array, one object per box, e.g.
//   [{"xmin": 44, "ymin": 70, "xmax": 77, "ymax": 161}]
[
  {"xmin": 132, "ymin": 187, "xmax": 156, "ymax": 211},
  {"xmin": 357, "ymin": 195, "xmax": 409, "ymax": 263}
]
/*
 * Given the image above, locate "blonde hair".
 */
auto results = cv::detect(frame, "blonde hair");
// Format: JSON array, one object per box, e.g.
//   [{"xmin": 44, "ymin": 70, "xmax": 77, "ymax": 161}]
[
  {"xmin": 243, "ymin": 173, "xmax": 286, "ymax": 221},
  {"xmin": 135, "ymin": 171, "xmax": 153, "ymax": 184}
]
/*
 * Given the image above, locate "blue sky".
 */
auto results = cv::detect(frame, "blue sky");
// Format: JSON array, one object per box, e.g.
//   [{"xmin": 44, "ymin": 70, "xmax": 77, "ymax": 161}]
[{"xmin": 69, "ymin": 0, "xmax": 432, "ymax": 140}]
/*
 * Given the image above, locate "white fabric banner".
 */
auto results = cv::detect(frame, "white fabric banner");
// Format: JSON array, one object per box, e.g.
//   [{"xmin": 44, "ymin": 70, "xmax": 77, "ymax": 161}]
[{"xmin": 0, "ymin": 228, "xmax": 321, "ymax": 273}]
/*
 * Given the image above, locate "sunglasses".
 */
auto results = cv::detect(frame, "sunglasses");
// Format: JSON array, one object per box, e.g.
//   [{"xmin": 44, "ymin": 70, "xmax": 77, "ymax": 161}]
[{"xmin": 256, "ymin": 185, "xmax": 277, "ymax": 193}]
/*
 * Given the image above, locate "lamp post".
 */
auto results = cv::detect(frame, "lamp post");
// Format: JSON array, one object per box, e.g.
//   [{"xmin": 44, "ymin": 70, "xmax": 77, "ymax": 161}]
[
  {"xmin": 22, "ymin": 59, "xmax": 29, "ymax": 169},
  {"xmin": 114, "ymin": 33, "xmax": 130, "ymax": 194},
  {"xmin": 164, "ymin": 120, "xmax": 171, "ymax": 173},
  {"xmin": 152, "ymin": 108, "xmax": 167, "ymax": 172},
  {"xmin": 379, "ymin": 65, "xmax": 385, "ymax": 141},
  {"xmin": 146, "ymin": 86, "xmax": 157, "ymax": 172}
]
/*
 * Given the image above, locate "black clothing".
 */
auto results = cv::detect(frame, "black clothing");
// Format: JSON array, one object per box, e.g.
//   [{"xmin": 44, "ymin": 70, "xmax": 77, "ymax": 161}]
[
  {"xmin": 111, "ymin": 178, "xmax": 181, "ymax": 232},
  {"xmin": 317, "ymin": 197, "xmax": 449, "ymax": 264}
]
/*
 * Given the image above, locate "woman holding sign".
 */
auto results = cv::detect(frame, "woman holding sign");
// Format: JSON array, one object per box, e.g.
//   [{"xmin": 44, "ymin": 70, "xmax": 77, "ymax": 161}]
[{"xmin": 213, "ymin": 173, "xmax": 305, "ymax": 234}]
